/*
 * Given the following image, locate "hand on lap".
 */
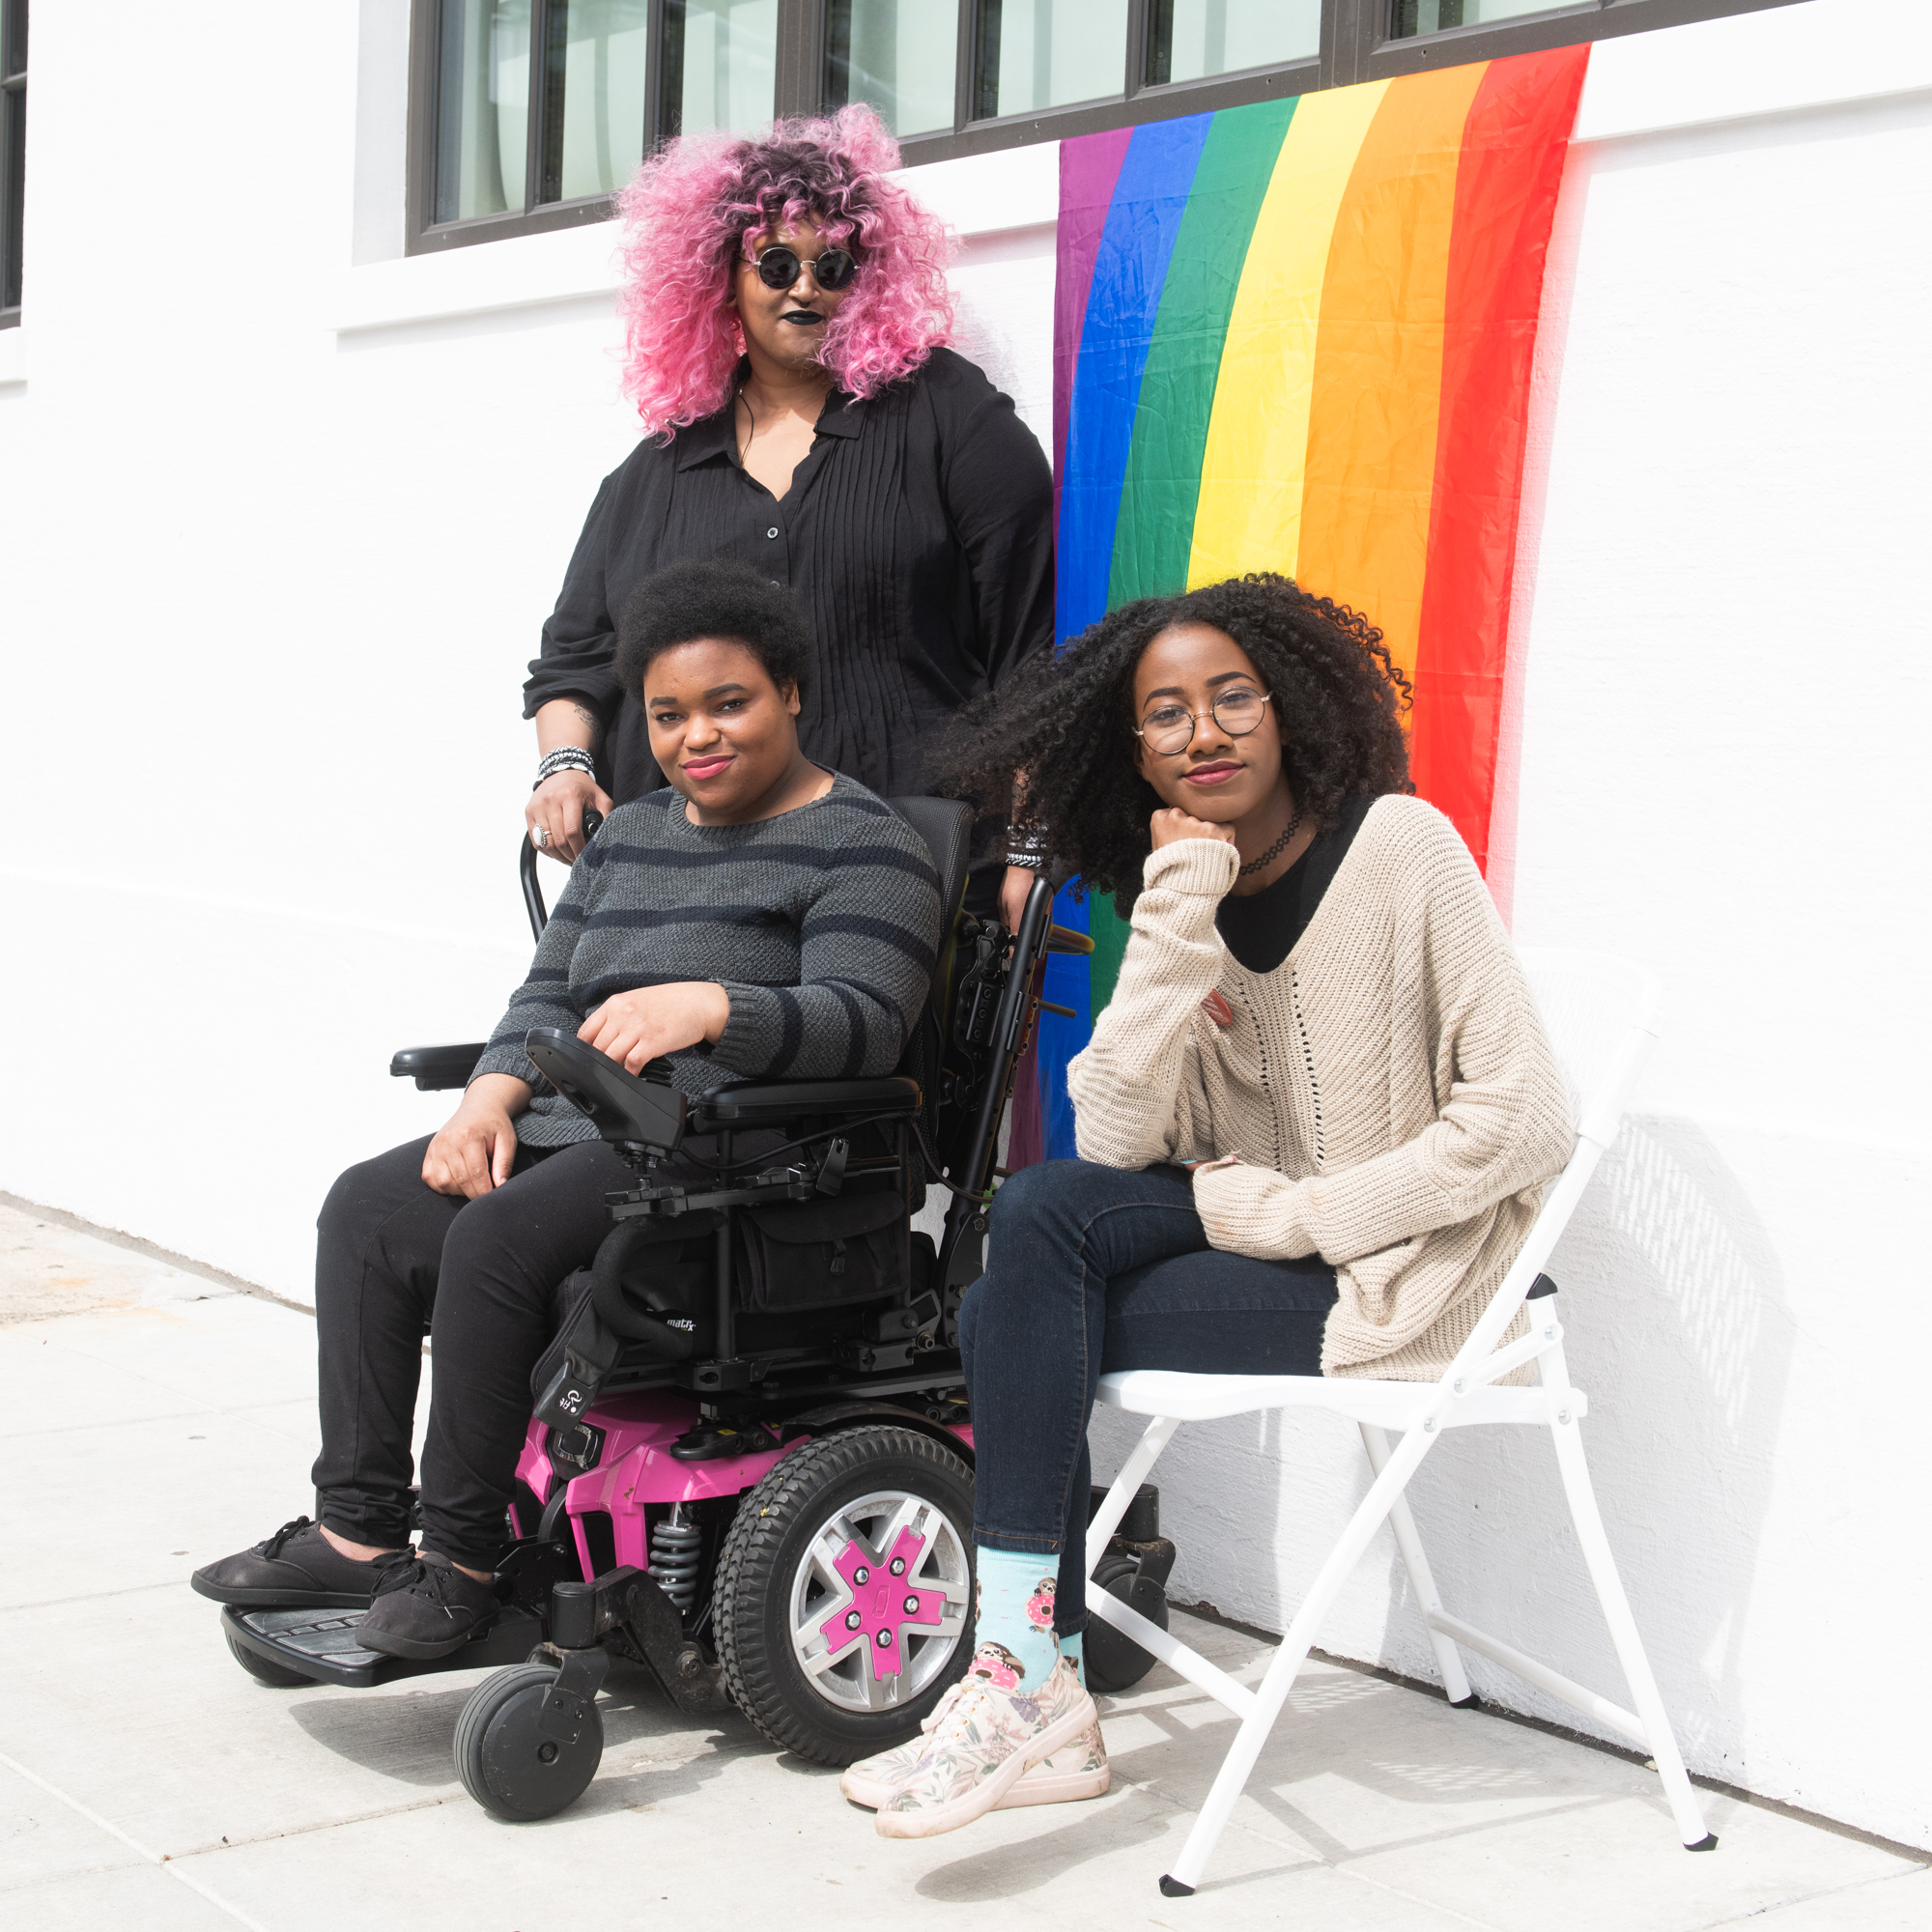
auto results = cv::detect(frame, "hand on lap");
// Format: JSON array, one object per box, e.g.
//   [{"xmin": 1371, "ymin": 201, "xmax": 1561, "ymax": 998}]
[{"xmin": 422, "ymin": 1077, "xmax": 526, "ymax": 1200}]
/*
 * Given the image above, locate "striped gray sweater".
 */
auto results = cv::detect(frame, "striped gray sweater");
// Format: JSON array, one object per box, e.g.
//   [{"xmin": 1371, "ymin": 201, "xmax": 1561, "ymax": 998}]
[{"xmin": 473, "ymin": 774, "xmax": 944, "ymax": 1147}]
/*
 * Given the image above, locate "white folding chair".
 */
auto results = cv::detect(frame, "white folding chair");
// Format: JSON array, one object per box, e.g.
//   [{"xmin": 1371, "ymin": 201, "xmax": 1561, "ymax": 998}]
[{"xmin": 1084, "ymin": 948, "xmax": 1714, "ymax": 1896}]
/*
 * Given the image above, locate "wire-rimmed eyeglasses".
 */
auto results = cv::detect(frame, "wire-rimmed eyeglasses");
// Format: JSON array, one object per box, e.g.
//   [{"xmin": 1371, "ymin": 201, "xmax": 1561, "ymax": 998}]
[{"xmin": 1133, "ymin": 687, "xmax": 1272, "ymax": 755}]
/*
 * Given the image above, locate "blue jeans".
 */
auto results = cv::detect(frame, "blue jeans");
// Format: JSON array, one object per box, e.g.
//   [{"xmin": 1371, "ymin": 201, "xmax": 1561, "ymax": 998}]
[{"xmin": 958, "ymin": 1158, "xmax": 1337, "ymax": 1632}]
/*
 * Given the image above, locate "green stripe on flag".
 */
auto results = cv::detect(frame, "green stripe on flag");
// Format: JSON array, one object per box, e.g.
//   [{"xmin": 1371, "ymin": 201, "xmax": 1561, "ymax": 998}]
[
  {"xmin": 1090, "ymin": 100, "xmax": 1294, "ymax": 1021},
  {"xmin": 1087, "ymin": 891, "xmax": 1133, "ymax": 1017},
  {"xmin": 1107, "ymin": 98, "xmax": 1296, "ymax": 610}
]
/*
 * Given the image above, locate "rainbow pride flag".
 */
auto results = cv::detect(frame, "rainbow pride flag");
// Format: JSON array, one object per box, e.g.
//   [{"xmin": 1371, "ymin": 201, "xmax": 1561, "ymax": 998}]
[{"xmin": 1027, "ymin": 47, "xmax": 1589, "ymax": 1160}]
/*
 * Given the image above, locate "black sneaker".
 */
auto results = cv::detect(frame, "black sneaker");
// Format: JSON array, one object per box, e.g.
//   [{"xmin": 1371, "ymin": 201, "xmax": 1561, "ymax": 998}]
[
  {"xmin": 191, "ymin": 1518, "xmax": 412, "ymax": 1609},
  {"xmin": 355, "ymin": 1552, "xmax": 500, "ymax": 1661}
]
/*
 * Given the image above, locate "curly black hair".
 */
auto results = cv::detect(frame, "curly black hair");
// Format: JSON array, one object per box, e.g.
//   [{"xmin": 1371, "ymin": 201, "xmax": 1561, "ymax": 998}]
[
  {"xmin": 936, "ymin": 575, "xmax": 1412, "ymax": 916},
  {"xmin": 614, "ymin": 558, "xmax": 814, "ymax": 698}
]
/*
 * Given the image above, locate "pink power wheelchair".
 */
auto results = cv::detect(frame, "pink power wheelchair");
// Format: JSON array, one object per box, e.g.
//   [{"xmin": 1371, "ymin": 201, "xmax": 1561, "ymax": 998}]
[{"xmin": 216, "ymin": 798, "xmax": 1177, "ymax": 1821}]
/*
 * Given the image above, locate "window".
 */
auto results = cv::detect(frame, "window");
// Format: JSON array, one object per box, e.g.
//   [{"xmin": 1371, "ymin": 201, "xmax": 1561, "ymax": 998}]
[
  {"xmin": 1392, "ymin": 0, "xmax": 1573, "ymax": 32},
  {"xmin": 406, "ymin": 0, "xmax": 1801, "ymax": 253},
  {"xmin": 1, "ymin": 0, "xmax": 23, "ymax": 326}
]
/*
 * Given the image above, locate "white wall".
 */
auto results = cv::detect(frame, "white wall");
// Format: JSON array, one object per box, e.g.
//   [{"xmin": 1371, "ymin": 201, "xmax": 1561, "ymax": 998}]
[{"xmin": 2, "ymin": 0, "xmax": 1926, "ymax": 1852}]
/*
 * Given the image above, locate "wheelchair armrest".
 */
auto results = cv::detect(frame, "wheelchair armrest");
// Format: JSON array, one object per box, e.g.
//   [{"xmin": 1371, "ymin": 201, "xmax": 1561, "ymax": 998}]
[
  {"xmin": 691, "ymin": 1075, "xmax": 922, "ymax": 1129},
  {"xmin": 390, "ymin": 1043, "xmax": 488, "ymax": 1091}
]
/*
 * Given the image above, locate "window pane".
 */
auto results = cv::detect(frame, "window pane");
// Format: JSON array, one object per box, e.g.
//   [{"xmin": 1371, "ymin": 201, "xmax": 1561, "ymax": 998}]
[
  {"xmin": 436, "ymin": 0, "xmax": 531, "ymax": 223},
  {"xmin": 826, "ymin": 0, "xmax": 957, "ymax": 139},
  {"xmin": 3, "ymin": 92, "xmax": 21, "ymax": 312},
  {"xmin": 1148, "ymin": 0, "xmax": 1317, "ymax": 86},
  {"xmin": 661, "ymin": 0, "xmax": 777, "ymax": 141},
  {"xmin": 975, "ymin": 0, "xmax": 1127, "ymax": 121},
  {"xmin": 1389, "ymin": 0, "xmax": 1579, "ymax": 35},
  {"xmin": 553, "ymin": 0, "xmax": 651, "ymax": 201}
]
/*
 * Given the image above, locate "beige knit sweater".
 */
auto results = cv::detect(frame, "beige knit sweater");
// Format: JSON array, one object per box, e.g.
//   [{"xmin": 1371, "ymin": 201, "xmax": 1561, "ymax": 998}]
[{"xmin": 1065, "ymin": 796, "xmax": 1574, "ymax": 1380}]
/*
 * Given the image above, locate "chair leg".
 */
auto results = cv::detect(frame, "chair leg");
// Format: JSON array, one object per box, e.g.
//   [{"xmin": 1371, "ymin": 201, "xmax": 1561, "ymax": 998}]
[
  {"xmin": 1360, "ymin": 1424, "xmax": 1474, "ymax": 1707},
  {"xmin": 1162, "ymin": 1414, "xmax": 1442, "ymax": 1893},
  {"xmin": 1547, "ymin": 1413, "xmax": 1715, "ymax": 1849},
  {"xmin": 1086, "ymin": 1415, "xmax": 1179, "ymax": 1577}
]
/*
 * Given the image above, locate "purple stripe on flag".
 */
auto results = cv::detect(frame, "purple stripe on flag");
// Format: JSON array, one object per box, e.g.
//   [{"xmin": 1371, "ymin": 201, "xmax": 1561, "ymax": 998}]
[{"xmin": 1052, "ymin": 128, "xmax": 1133, "ymax": 521}]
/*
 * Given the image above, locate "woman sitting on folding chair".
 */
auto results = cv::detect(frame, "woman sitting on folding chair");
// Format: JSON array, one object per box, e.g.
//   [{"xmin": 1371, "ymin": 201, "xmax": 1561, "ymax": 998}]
[{"xmin": 845, "ymin": 572, "xmax": 1574, "ymax": 1840}]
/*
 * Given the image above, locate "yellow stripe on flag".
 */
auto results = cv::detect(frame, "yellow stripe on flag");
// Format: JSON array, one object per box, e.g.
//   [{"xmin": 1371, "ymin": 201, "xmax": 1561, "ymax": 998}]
[
  {"xmin": 1293, "ymin": 63, "xmax": 1488, "ymax": 685},
  {"xmin": 1186, "ymin": 79, "xmax": 1390, "ymax": 590}
]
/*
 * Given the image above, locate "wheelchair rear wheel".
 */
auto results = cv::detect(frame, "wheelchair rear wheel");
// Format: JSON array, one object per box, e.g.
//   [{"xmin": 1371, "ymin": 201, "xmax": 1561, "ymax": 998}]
[
  {"xmin": 714, "ymin": 1425, "xmax": 974, "ymax": 1766},
  {"xmin": 455, "ymin": 1662, "xmax": 604, "ymax": 1821}
]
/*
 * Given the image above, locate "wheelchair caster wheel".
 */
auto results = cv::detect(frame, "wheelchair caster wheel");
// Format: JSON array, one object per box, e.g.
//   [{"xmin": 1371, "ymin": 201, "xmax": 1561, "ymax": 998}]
[
  {"xmin": 224, "ymin": 1623, "xmax": 314, "ymax": 1688},
  {"xmin": 1085, "ymin": 1554, "xmax": 1170, "ymax": 1694},
  {"xmin": 715, "ymin": 1425, "xmax": 975, "ymax": 1767},
  {"xmin": 455, "ymin": 1663, "xmax": 603, "ymax": 1821}
]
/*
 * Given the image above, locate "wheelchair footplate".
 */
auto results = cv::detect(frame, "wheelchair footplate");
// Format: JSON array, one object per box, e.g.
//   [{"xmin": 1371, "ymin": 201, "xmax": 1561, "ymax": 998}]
[{"xmin": 221, "ymin": 1601, "xmax": 548, "ymax": 1689}]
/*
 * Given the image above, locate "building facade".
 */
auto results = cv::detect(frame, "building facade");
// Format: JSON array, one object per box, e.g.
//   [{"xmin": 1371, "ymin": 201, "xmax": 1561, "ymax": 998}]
[{"xmin": 0, "ymin": 0, "xmax": 1926, "ymax": 1851}]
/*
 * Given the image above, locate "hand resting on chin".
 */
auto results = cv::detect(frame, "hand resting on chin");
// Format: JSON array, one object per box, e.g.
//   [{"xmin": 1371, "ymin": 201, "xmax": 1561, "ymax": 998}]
[{"xmin": 1149, "ymin": 806, "xmax": 1237, "ymax": 850}]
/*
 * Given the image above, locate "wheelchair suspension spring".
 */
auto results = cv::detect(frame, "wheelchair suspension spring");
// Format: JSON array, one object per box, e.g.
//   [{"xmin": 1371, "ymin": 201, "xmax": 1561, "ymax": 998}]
[{"xmin": 649, "ymin": 1506, "xmax": 702, "ymax": 1616}]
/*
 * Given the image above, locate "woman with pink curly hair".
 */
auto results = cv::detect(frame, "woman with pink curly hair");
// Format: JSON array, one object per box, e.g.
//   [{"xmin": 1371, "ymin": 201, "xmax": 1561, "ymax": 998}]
[{"xmin": 524, "ymin": 105, "xmax": 1053, "ymax": 926}]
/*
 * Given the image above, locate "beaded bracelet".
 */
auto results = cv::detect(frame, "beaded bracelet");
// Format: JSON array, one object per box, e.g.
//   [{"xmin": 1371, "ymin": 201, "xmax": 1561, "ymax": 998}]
[
  {"xmin": 533, "ymin": 747, "xmax": 597, "ymax": 790},
  {"xmin": 1005, "ymin": 823, "xmax": 1048, "ymax": 868}
]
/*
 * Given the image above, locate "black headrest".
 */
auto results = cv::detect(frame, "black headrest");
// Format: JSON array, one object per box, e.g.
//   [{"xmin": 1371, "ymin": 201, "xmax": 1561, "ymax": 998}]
[{"xmin": 885, "ymin": 797, "xmax": 975, "ymax": 922}]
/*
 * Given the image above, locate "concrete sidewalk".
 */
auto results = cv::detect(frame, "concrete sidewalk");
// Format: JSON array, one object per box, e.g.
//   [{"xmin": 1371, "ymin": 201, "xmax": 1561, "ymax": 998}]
[{"xmin": 2, "ymin": 1201, "xmax": 1925, "ymax": 1932}]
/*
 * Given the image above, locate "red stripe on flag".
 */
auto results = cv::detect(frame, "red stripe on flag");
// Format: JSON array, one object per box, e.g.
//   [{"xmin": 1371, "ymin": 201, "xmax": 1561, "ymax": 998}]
[
  {"xmin": 1411, "ymin": 45, "xmax": 1589, "ymax": 869},
  {"xmin": 1053, "ymin": 128, "xmax": 1135, "ymax": 525}
]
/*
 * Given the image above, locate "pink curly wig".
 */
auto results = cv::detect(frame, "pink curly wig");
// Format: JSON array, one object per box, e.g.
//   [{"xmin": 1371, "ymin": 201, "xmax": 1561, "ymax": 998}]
[{"xmin": 616, "ymin": 104, "xmax": 956, "ymax": 440}]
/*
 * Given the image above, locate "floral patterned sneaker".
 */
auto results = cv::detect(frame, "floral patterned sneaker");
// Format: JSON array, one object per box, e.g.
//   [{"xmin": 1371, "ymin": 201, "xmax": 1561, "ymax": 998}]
[
  {"xmin": 841, "ymin": 1718, "xmax": 1110, "ymax": 1810},
  {"xmin": 874, "ymin": 1653, "xmax": 1098, "ymax": 1838}
]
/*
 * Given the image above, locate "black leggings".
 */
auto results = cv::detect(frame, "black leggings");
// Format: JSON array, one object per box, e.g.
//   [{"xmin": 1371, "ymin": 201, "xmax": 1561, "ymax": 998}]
[{"xmin": 312, "ymin": 1134, "xmax": 639, "ymax": 1567}]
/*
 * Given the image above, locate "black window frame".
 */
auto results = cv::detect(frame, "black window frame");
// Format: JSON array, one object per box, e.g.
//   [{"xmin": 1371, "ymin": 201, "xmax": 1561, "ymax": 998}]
[
  {"xmin": 1, "ymin": 0, "xmax": 25, "ymax": 327},
  {"xmin": 405, "ymin": 0, "xmax": 1804, "ymax": 256}
]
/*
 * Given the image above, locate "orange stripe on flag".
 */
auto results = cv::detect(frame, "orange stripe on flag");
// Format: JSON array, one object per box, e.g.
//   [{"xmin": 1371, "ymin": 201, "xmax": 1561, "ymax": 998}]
[{"xmin": 1293, "ymin": 64, "xmax": 1489, "ymax": 692}]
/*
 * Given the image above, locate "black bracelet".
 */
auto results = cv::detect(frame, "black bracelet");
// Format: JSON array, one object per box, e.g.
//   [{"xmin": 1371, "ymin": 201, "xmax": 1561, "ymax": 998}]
[{"xmin": 1004, "ymin": 851, "xmax": 1045, "ymax": 870}]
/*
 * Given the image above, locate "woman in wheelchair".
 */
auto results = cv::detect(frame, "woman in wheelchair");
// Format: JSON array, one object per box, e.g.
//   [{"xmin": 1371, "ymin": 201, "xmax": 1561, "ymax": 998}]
[
  {"xmin": 854, "ymin": 574, "xmax": 1573, "ymax": 1838},
  {"xmin": 195, "ymin": 559, "xmax": 944, "ymax": 1660}
]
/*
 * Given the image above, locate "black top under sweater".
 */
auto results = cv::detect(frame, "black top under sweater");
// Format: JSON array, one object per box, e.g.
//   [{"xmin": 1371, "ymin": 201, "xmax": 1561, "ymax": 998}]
[
  {"xmin": 472, "ymin": 775, "xmax": 945, "ymax": 1146},
  {"xmin": 526, "ymin": 348, "xmax": 1055, "ymax": 805},
  {"xmin": 1215, "ymin": 793, "xmax": 1377, "ymax": 975}
]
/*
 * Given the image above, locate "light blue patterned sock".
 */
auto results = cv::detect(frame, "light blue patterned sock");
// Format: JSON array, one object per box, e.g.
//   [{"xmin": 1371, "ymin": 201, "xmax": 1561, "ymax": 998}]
[
  {"xmin": 970, "ymin": 1547, "xmax": 1062, "ymax": 1693},
  {"xmin": 1058, "ymin": 1627, "xmax": 1086, "ymax": 1689}
]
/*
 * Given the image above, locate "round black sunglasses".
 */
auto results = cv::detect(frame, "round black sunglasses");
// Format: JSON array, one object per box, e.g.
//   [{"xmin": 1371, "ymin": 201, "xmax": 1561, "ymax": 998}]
[{"xmin": 748, "ymin": 242, "xmax": 860, "ymax": 293}]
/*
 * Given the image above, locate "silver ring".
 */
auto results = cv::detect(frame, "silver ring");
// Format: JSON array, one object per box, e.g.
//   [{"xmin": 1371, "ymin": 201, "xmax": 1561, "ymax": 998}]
[{"xmin": 533, "ymin": 826, "xmax": 552, "ymax": 849}]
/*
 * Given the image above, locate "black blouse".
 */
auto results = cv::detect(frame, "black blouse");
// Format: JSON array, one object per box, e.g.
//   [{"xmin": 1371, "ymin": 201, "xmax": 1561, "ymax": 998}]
[
  {"xmin": 525, "ymin": 347, "xmax": 1056, "ymax": 805},
  {"xmin": 1215, "ymin": 794, "xmax": 1376, "ymax": 976}
]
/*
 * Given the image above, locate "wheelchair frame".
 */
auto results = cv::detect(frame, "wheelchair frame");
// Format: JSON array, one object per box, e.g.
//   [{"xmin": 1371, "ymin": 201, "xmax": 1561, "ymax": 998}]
[{"xmin": 220, "ymin": 800, "xmax": 1172, "ymax": 1819}]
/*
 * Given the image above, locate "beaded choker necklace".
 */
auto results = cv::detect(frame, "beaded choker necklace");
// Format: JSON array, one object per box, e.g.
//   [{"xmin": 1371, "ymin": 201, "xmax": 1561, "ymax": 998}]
[{"xmin": 1236, "ymin": 806, "xmax": 1304, "ymax": 879}]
